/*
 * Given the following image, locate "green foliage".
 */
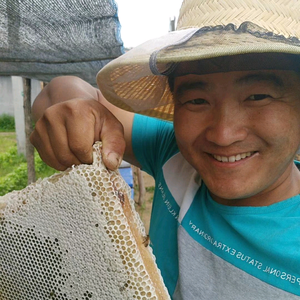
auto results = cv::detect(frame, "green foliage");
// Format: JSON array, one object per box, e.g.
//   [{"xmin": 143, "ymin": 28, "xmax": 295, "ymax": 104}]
[
  {"xmin": 0, "ymin": 162, "xmax": 28, "ymax": 195},
  {"xmin": 0, "ymin": 114, "xmax": 15, "ymax": 132},
  {"xmin": 0, "ymin": 147, "xmax": 57, "ymax": 196},
  {"xmin": 0, "ymin": 132, "xmax": 17, "ymax": 154},
  {"xmin": 0, "ymin": 147, "xmax": 26, "ymax": 177}
]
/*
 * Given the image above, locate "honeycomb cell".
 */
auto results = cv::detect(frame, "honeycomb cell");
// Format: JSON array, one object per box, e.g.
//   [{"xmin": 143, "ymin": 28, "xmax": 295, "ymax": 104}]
[{"xmin": 0, "ymin": 142, "xmax": 170, "ymax": 300}]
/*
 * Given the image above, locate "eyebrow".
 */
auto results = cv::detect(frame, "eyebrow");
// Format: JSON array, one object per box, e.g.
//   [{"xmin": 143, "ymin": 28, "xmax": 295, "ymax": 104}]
[
  {"xmin": 236, "ymin": 73, "xmax": 284, "ymax": 88},
  {"xmin": 174, "ymin": 81, "xmax": 208, "ymax": 99},
  {"xmin": 174, "ymin": 72, "xmax": 285, "ymax": 98}
]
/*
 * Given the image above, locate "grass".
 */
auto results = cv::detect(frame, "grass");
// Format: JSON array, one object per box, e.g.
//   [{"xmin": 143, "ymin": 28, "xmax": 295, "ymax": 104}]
[
  {"xmin": 0, "ymin": 132, "xmax": 24, "ymax": 177},
  {"xmin": 0, "ymin": 131, "xmax": 57, "ymax": 195},
  {"xmin": 0, "ymin": 114, "xmax": 15, "ymax": 132},
  {"xmin": 0, "ymin": 152, "xmax": 25, "ymax": 178},
  {"xmin": 0, "ymin": 132, "xmax": 17, "ymax": 153}
]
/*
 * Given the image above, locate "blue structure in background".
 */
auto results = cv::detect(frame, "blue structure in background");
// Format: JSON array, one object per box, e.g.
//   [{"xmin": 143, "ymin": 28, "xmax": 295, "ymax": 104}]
[{"xmin": 119, "ymin": 161, "xmax": 134, "ymax": 199}]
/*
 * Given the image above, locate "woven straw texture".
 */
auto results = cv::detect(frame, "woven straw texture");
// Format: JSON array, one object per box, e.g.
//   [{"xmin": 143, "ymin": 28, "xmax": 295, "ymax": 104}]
[
  {"xmin": 97, "ymin": 0, "xmax": 300, "ymax": 121},
  {"xmin": 177, "ymin": 0, "xmax": 300, "ymax": 37}
]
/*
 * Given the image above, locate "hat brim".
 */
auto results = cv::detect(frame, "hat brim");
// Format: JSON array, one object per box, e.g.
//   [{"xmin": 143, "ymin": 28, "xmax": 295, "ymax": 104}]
[{"xmin": 97, "ymin": 23, "xmax": 300, "ymax": 121}]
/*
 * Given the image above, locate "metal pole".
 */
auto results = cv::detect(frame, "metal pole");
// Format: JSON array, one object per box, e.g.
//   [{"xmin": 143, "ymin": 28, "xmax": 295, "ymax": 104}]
[{"xmin": 169, "ymin": 17, "xmax": 176, "ymax": 32}]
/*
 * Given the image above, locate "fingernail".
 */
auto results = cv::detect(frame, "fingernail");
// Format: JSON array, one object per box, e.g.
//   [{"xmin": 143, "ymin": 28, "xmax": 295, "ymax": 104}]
[{"xmin": 106, "ymin": 152, "xmax": 121, "ymax": 170}]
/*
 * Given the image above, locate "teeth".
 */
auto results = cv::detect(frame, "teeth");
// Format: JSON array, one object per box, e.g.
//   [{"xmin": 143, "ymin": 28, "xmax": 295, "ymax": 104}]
[{"xmin": 213, "ymin": 152, "xmax": 253, "ymax": 163}]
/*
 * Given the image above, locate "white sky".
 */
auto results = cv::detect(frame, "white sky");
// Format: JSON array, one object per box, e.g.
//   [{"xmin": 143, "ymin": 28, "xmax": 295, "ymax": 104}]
[{"xmin": 116, "ymin": 0, "xmax": 183, "ymax": 48}]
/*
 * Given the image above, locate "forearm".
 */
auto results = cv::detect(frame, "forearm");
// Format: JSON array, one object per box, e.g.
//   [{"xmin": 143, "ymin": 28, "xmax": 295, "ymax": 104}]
[{"xmin": 32, "ymin": 76, "xmax": 100, "ymax": 122}]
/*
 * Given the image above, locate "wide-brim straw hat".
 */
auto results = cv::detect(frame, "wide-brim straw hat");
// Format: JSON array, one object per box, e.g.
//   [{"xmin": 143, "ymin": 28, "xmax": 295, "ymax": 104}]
[{"xmin": 97, "ymin": 0, "xmax": 300, "ymax": 121}]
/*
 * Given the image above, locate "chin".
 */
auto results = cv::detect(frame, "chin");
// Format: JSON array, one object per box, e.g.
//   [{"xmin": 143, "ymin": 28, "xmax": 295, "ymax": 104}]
[{"xmin": 206, "ymin": 182, "xmax": 257, "ymax": 203}]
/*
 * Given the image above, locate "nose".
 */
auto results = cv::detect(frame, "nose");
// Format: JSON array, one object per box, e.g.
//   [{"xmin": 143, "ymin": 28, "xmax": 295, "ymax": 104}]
[{"xmin": 205, "ymin": 104, "xmax": 248, "ymax": 146}]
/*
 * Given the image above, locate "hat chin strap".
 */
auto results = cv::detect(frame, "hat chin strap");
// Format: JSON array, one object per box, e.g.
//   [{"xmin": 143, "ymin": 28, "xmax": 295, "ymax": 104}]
[{"xmin": 149, "ymin": 28, "xmax": 198, "ymax": 76}]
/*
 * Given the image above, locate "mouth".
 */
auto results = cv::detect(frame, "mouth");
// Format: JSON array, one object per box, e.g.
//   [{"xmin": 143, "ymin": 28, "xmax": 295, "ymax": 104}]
[{"xmin": 212, "ymin": 151, "xmax": 256, "ymax": 163}]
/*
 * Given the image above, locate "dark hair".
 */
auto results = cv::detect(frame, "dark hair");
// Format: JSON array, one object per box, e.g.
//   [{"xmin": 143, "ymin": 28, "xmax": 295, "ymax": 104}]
[{"xmin": 167, "ymin": 53, "xmax": 300, "ymax": 94}]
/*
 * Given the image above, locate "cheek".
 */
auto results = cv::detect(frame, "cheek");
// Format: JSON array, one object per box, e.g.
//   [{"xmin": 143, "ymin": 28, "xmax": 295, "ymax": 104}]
[
  {"xmin": 174, "ymin": 107, "xmax": 187, "ymax": 140},
  {"xmin": 257, "ymin": 104, "xmax": 300, "ymax": 152},
  {"xmin": 173, "ymin": 108, "xmax": 195, "ymax": 161},
  {"xmin": 173, "ymin": 108, "xmax": 209, "ymax": 169},
  {"xmin": 173, "ymin": 108, "xmax": 199, "ymax": 146}
]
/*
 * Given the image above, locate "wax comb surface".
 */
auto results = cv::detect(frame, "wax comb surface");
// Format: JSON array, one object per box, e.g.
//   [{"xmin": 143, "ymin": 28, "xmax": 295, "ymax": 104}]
[{"xmin": 0, "ymin": 142, "xmax": 170, "ymax": 300}]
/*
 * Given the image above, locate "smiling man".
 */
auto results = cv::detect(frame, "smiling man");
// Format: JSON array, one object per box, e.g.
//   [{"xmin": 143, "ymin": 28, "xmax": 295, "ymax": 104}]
[
  {"xmin": 30, "ymin": 0, "xmax": 300, "ymax": 299},
  {"xmin": 172, "ymin": 54, "xmax": 300, "ymax": 207}
]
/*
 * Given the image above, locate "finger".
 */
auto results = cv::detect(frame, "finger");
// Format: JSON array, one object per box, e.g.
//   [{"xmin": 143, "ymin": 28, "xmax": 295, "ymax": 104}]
[
  {"xmin": 30, "ymin": 121, "xmax": 72, "ymax": 171},
  {"xmin": 35, "ymin": 104, "xmax": 86, "ymax": 169},
  {"xmin": 44, "ymin": 106, "xmax": 94, "ymax": 168},
  {"xmin": 47, "ymin": 121, "xmax": 83, "ymax": 168},
  {"xmin": 64, "ymin": 112, "xmax": 96, "ymax": 165},
  {"xmin": 100, "ymin": 110, "xmax": 126, "ymax": 170},
  {"xmin": 60, "ymin": 99, "xmax": 107, "ymax": 165}
]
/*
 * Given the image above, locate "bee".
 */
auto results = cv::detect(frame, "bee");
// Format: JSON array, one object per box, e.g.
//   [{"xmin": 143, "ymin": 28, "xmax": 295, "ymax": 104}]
[{"xmin": 143, "ymin": 235, "xmax": 150, "ymax": 247}]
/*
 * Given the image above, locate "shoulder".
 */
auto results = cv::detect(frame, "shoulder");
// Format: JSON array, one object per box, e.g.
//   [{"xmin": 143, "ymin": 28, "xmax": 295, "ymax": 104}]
[{"xmin": 132, "ymin": 114, "xmax": 178, "ymax": 175}]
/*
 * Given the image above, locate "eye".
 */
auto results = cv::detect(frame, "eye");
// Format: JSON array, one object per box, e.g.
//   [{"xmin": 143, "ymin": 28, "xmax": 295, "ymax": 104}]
[
  {"xmin": 187, "ymin": 98, "xmax": 207, "ymax": 105},
  {"xmin": 248, "ymin": 94, "xmax": 271, "ymax": 101}
]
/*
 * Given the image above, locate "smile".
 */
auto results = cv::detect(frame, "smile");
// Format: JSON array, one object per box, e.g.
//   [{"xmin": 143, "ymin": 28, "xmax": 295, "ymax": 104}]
[{"xmin": 212, "ymin": 152, "xmax": 254, "ymax": 163}]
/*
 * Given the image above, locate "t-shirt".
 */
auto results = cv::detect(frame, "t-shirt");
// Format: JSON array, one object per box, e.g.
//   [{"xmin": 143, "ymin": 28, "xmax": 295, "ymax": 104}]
[{"xmin": 132, "ymin": 113, "xmax": 300, "ymax": 300}]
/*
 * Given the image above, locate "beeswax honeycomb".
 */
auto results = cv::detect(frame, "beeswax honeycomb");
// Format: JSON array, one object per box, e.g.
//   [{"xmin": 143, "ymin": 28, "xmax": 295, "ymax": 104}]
[{"xmin": 0, "ymin": 142, "xmax": 170, "ymax": 300}]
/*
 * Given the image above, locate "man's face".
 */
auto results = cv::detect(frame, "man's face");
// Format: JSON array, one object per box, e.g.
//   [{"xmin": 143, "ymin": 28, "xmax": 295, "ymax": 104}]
[{"xmin": 173, "ymin": 58, "xmax": 300, "ymax": 206}]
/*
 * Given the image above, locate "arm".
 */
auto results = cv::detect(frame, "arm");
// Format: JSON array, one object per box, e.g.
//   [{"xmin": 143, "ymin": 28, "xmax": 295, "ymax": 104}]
[{"xmin": 30, "ymin": 76, "xmax": 140, "ymax": 170}]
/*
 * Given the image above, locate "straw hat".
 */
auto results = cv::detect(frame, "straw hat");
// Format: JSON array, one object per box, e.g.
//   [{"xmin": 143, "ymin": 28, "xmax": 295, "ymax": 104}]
[{"xmin": 97, "ymin": 0, "xmax": 300, "ymax": 121}]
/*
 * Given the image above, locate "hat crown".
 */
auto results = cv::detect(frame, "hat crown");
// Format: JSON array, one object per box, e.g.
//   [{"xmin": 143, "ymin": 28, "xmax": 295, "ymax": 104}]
[{"xmin": 177, "ymin": 0, "xmax": 300, "ymax": 38}]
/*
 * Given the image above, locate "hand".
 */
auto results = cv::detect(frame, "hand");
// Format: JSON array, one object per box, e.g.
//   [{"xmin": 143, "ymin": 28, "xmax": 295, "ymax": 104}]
[{"xmin": 30, "ymin": 98, "xmax": 126, "ymax": 171}]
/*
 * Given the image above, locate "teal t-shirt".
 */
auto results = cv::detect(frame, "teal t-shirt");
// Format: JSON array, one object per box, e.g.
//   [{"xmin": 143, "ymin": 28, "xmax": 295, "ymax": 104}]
[{"xmin": 132, "ymin": 113, "xmax": 300, "ymax": 300}]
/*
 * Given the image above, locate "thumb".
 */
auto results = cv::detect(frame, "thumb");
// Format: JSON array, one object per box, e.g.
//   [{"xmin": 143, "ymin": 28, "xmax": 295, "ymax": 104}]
[{"xmin": 99, "ymin": 112, "xmax": 126, "ymax": 170}]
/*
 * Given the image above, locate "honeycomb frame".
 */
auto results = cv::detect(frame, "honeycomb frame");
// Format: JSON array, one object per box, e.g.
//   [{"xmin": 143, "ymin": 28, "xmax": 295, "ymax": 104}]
[{"xmin": 0, "ymin": 142, "xmax": 170, "ymax": 300}]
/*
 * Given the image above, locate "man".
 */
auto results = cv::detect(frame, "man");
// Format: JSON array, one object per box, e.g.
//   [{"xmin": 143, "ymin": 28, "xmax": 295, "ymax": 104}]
[{"xmin": 30, "ymin": 0, "xmax": 300, "ymax": 298}]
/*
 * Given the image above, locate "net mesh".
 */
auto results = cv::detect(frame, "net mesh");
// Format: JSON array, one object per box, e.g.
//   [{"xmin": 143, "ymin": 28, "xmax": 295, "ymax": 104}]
[{"xmin": 0, "ymin": 0, "xmax": 124, "ymax": 85}]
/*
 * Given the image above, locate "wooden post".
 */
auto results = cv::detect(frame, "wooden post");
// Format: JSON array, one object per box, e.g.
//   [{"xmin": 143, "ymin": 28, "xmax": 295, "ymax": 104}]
[
  {"xmin": 133, "ymin": 167, "xmax": 145, "ymax": 206},
  {"xmin": 23, "ymin": 78, "xmax": 36, "ymax": 184}
]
